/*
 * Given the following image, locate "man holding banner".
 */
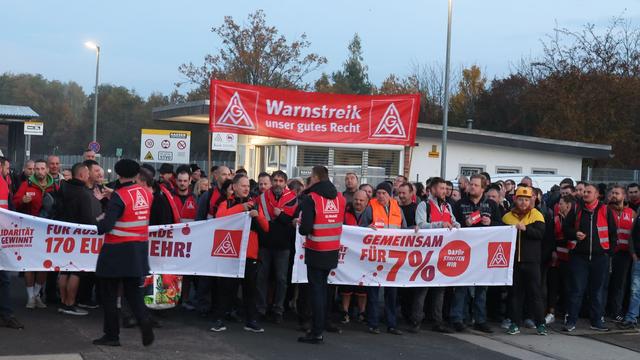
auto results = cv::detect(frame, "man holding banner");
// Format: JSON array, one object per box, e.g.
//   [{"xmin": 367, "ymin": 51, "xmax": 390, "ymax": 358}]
[
  {"xmin": 360, "ymin": 181, "xmax": 405, "ymax": 336},
  {"xmin": 93, "ymin": 159, "xmax": 154, "ymax": 347},
  {"xmin": 297, "ymin": 166, "xmax": 345, "ymax": 344}
]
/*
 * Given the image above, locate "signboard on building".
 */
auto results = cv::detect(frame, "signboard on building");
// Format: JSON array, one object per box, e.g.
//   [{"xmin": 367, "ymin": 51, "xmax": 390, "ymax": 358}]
[
  {"xmin": 210, "ymin": 80, "xmax": 420, "ymax": 146},
  {"xmin": 140, "ymin": 129, "xmax": 191, "ymax": 164},
  {"xmin": 211, "ymin": 132, "xmax": 237, "ymax": 152},
  {"xmin": 23, "ymin": 121, "xmax": 44, "ymax": 136}
]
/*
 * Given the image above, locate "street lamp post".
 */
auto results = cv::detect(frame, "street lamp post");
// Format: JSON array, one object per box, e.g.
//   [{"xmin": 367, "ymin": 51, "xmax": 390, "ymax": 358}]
[
  {"xmin": 440, "ymin": 0, "xmax": 453, "ymax": 179},
  {"xmin": 85, "ymin": 41, "xmax": 100, "ymax": 143}
]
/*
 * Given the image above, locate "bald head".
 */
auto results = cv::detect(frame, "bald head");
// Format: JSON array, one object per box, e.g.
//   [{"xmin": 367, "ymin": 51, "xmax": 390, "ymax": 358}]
[
  {"xmin": 353, "ymin": 190, "xmax": 369, "ymax": 212},
  {"xmin": 215, "ymin": 166, "xmax": 232, "ymax": 186}
]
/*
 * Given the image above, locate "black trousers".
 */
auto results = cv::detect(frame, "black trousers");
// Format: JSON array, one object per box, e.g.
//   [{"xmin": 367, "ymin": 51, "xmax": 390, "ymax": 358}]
[
  {"xmin": 607, "ymin": 251, "xmax": 633, "ymax": 317},
  {"xmin": 78, "ymin": 273, "xmax": 99, "ymax": 304},
  {"xmin": 307, "ymin": 265, "xmax": 331, "ymax": 337},
  {"xmin": 99, "ymin": 277, "xmax": 149, "ymax": 340},
  {"xmin": 508, "ymin": 262, "xmax": 545, "ymax": 327},
  {"xmin": 215, "ymin": 259, "xmax": 258, "ymax": 323}
]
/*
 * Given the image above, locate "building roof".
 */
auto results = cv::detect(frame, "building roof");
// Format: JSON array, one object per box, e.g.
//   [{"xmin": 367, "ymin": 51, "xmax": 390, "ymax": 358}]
[
  {"xmin": 0, "ymin": 105, "xmax": 40, "ymax": 121},
  {"xmin": 152, "ymin": 101, "xmax": 612, "ymax": 159},
  {"xmin": 417, "ymin": 123, "xmax": 611, "ymax": 159}
]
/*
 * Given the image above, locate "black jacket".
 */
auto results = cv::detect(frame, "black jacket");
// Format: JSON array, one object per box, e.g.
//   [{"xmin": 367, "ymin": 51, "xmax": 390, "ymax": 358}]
[
  {"xmin": 150, "ymin": 184, "xmax": 176, "ymax": 226},
  {"xmin": 454, "ymin": 196, "xmax": 503, "ymax": 228},
  {"xmin": 60, "ymin": 178, "xmax": 101, "ymax": 225},
  {"xmin": 299, "ymin": 180, "xmax": 340, "ymax": 270},
  {"xmin": 631, "ymin": 214, "xmax": 640, "ymax": 256},
  {"xmin": 564, "ymin": 201, "xmax": 617, "ymax": 257}
]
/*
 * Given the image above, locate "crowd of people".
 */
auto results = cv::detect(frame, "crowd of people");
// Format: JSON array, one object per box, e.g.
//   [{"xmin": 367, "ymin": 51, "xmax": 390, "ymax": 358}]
[{"xmin": 1, "ymin": 151, "xmax": 640, "ymax": 347}]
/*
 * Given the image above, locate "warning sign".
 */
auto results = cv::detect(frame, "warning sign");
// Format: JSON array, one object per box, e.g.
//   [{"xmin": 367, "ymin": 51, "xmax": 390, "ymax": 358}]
[
  {"xmin": 211, "ymin": 132, "xmax": 238, "ymax": 152},
  {"xmin": 140, "ymin": 129, "xmax": 190, "ymax": 164}
]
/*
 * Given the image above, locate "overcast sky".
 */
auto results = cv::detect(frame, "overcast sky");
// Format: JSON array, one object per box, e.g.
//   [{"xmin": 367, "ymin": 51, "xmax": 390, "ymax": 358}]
[{"xmin": 2, "ymin": 0, "xmax": 638, "ymax": 98}]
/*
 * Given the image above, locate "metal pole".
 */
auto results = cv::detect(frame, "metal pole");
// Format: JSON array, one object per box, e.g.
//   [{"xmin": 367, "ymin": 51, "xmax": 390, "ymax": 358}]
[
  {"xmin": 440, "ymin": 0, "xmax": 453, "ymax": 179},
  {"xmin": 92, "ymin": 46, "xmax": 100, "ymax": 143}
]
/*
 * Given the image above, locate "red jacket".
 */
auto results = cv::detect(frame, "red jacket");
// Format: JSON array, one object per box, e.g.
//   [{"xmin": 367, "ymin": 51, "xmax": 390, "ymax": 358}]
[
  {"xmin": 13, "ymin": 177, "xmax": 58, "ymax": 216},
  {"xmin": 216, "ymin": 196, "xmax": 268, "ymax": 260}
]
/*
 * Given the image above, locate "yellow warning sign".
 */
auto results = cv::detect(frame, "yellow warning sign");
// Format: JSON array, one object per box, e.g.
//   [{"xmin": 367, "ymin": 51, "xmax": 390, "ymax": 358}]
[{"xmin": 144, "ymin": 151, "xmax": 154, "ymax": 161}]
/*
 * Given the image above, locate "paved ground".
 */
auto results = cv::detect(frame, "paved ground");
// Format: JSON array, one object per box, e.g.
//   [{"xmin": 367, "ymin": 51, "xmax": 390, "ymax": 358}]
[{"xmin": 1, "ymin": 273, "xmax": 639, "ymax": 360}]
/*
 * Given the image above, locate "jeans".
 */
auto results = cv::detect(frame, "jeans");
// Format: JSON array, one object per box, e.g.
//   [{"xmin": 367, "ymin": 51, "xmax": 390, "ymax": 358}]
[
  {"xmin": 307, "ymin": 266, "xmax": 330, "ymax": 337},
  {"xmin": 607, "ymin": 251, "xmax": 632, "ymax": 317},
  {"xmin": 195, "ymin": 276, "xmax": 216, "ymax": 313},
  {"xmin": 450, "ymin": 286, "xmax": 487, "ymax": 325},
  {"xmin": 367, "ymin": 287, "xmax": 398, "ymax": 329},
  {"xmin": 0, "ymin": 271, "xmax": 12, "ymax": 317},
  {"xmin": 215, "ymin": 260, "xmax": 259, "ymax": 324},
  {"xmin": 411, "ymin": 287, "xmax": 444, "ymax": 324},
  {"xmin": 256, "ymin": 248, "xmax": 290, "ymax": 315},
  {"xmin": 624, "ymin": 259, "xmax": 640, "ymax": 323},
  {"xmin": 566, "ymin": 254, "xmax": 609, "ymax": 326},
  {"xmin": 99, "ymin": 277, "xmax": 150, "ymax": 340}
]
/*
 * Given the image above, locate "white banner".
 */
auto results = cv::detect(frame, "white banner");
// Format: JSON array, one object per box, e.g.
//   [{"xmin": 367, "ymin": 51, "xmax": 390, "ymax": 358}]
[
  {"xmin": 292, "ymin": 225, "xmax": 517, "ymax": 287},
  {"xmin": 0, "ymin": 208, "xmax": 250, "ymax": 277}
]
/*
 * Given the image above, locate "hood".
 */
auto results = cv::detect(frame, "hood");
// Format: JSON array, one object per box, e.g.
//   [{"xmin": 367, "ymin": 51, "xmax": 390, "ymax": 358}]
[
  {"xmin": 28, "ymin": 174, "xmax": 54, "ymax": 192},
  {"xmin": 305, "ymin": 180, "xmax": 338, "ymax": 199}
]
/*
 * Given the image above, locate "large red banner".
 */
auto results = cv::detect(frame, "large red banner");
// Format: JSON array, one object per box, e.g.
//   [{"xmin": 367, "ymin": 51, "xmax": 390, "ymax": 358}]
[{"xmin": 209, "ymin": 80, "xmax": 420, "ymax": 146}]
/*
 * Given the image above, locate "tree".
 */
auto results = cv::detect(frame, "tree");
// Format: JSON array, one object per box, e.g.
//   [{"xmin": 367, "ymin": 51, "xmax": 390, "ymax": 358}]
[
  {"xmin": 177, "ymin": 10, "xmax": 327, "ymax": 100},
  {"xmin": 325, "ymin": 33, "xmax": 373, "ymax": 95},
  {"xmin": 450, "ymin": 65, "xmax": 486, "ymax": 126}
]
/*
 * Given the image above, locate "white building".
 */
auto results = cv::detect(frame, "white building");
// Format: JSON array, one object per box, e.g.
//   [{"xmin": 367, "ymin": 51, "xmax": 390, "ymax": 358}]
[{"xmin": 152, "ymin": 101, "xmax": 611, "ymax": 187}]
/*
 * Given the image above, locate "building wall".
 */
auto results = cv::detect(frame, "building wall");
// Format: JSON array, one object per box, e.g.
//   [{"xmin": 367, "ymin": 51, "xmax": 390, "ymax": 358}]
[{"xmin": 409, "ymin": 136, "xmax": 584, "ymax": 182}]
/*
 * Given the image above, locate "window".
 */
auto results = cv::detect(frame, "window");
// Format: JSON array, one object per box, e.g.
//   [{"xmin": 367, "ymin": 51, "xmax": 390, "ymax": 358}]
[
  {"xmin": 297, "ymin": 146, "xmax": 329, "ymax": 167},
  {"xmin": 531, "ymin": 168, "xmax": 557, "ymax": 175},
  {"xmin": 496, "ymin": 166, "xmax": 522, "ymax": 174},
  {"xmin": 459, "ymin": 165, "xmax": 485, "ymax": 177},
  {"xmin": 368, "ymin": 149, "xmax": 400, "ymax": 185}
]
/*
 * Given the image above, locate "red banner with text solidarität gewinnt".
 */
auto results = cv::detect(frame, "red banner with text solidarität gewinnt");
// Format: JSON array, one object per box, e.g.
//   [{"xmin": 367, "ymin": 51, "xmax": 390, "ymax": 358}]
[{"xmin": 209, "ymin": 80, "xmax": 420, "ymax": 146}]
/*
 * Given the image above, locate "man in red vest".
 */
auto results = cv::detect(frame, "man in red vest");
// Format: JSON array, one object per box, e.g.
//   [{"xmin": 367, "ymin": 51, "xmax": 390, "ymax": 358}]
[
  {"xmin": 563, "ymin": 183, "xmax": 617, "ymax": 332},
  {"xmin": 412, "ymin": 177, "xmax": 459, "ymax": 334},
  {"xmin": 173, "ymin": 167, "xmax": 197, "ymax": 223},
  {"xmin": 297, "ymin": 166, "xmax": 345, "ymax": 344},
  {"xmin": 607, "ymin": 185, "xmax": 636, "ymax": 321},
  {"xmin": 628, "ymin": 183, "xmax": 640, "ymax": 213},
  {"xmin": 93, "ymin": 159, "xmax": 154, "ymax": 347},
  {"xmin": 256, "ymin": 170, "xmax": 298, "ymax": 323}
]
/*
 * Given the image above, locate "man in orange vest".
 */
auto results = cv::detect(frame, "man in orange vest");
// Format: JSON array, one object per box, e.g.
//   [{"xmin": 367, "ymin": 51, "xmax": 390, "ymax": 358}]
[
  {"xmin": 563, "ymin": 183, "xmax": 617, "ymax": 332},
  {"xmin": 359, "ymin": 181, "xmax": 406, "ymax": 336},
  {"xmin": 93, "ymin": 159, "xmax": 154, "ymax": 347},
  {"xmin": 607, "ymin": 185, "xmax": 636, "ymax": 322},
  {"xmin": 297, "ymin": 166, "xmax": 345, "ymax": 344}
]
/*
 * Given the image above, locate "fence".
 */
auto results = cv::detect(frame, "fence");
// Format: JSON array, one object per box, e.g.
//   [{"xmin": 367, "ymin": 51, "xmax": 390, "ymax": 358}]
[{"xmin": 585, "ymin": 167, "xmax": 640, "ymax": 184}]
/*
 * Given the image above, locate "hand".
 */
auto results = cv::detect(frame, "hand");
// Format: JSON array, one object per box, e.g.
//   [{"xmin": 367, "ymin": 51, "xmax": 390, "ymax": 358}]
[
  {"xmin": 576, "ymin": 231, "xmax": 586, "ymax": 241},
  {"xmin": 516, "ymin": 222, "xmax": 526, "ymax": 231},
  {"xmin": 243, "ymin": 202, "xmax": 254, "ymax": 211},
  {"xmin": 481, "ymin": 216, "xmax": 491, "ymax": 226},
  {"xmin": 248, "ymin": 210, "xmax": 259, "ymax": 218},
  {"xmin": 632, "ymin": 253, "xmax": 638, "ymax": 262},
  {"xmin": 93, "ymin": 187, "xmax": 105, "ymax": 201},
  {"xmin": 369, "ymin": 224, "xmax": 378, "ymax": 230},
  {"xmin": 465, "ymin": 217, "xmax": 473, "ymax": 227},
  {"xmin": 274, "ymin": 207, "xmax": 282, "ymax": 217},
  {"xmin": 22, "ymin": 195, "xmax": 32, "ymax": 204},
  {"xmin": 102, "ymin": 186, "xmax": 114, "ymax": 198},
  {"xmin": 443, "ymin": 222, "xmax": 453, "ymax": 230},
  {"xmin": 414, "ymin": 225, "xmax": 420, "ymax": 233},
  {"xmin": 551, "ymin": 251, "xmax": 558, "ymax": 263},
  {"xmin": 96, "ymin": 213, "xmax": 105, "ymax": 221},
  {"xmin": 292, "ymin": 218, "xmax": 301, "ymax": 226}
]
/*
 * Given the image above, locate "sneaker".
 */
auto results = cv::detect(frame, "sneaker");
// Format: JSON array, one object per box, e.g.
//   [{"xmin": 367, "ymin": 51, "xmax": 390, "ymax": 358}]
[
  {"xmin": 408, "ymin": 322, "xmax": 421, "ymax": 333},
  {"xmin": 590, "ymin": 324, "xmax": 609, "ymax": 332},
  {"xmin": 358, "ymin": 312, "xmax": 366, "ymax": 323},
  {"xmin": 617, "ymin": 321, "xmax": 637, "ymax": 330},
  {"xmin": 325, "ymin": 323, "xmax": 342, "ymax": 333},
  {"xmin": 368, "ymin": 327, "xmax": 381, "ymax": 334},
  {"xmin": 244, "ymin": 321, "xmax": 264, "ymax": 333},
  {"xmin": 500, "ymin": 318, "xmax": 512, "ymax": 329},
  {"xmin": 452, "ymin": 322, "xmax": 466, "ymax": 332},
  {"xmin": 563, "ymin": 323, "xmax": 576, "ymax": 332},
  {"xmin": 523, "ymin": 318, "xmax": 535, "ymax": 329},
  {"xmin": 544, "ymin": 313, "xmax": 555, "ymax": 324},
  {"xmin": 92, "ymin": 336, "xmax": 121, "ymax": 347},
  {"xmin": 432, "ymin": 323, "xmax": 455, "ymax": 334},
  {"xmin": 59, "ymin": 305, "xmax": 88, "ymax": 316},
  {"xmin": 298, "ymin": 333, "xmax": 323, "ymax": 344},
  {"xmin": 34, "ymin": 296, "xmax": 47, "ymax": 309},
  {"xmin": 387, "ymin": 327, "xmax": 403, "ymax": 335},
  {"xmin": 340, "ymin": 311, "xmax": 350, "ymax": 324},
  {"xmin": 506, "ymin": 324, "xmax": 520, "ymax": 335},
  {"xmin": 613, "ymin": 315, "xmax": 625, "ymax": 323},
  {"xmin": 473, "ymin": 323, "xmax": 494, "ymax": 333},
  {"xmin": 0, "ymin": 315, "xmax": 24, "ymax": 329},
  {"xmin": 25, "ymin": 297, "xmax": 36, "ymax": 309},
  {"xmin": 209, "ymin": 320, "xmax": 227, "ymax": 332},
  {"xmin": 77, "ymin": 301, "xmax": 99, "ymax": 309},
  {"xmin": 536, "ymin": 324, "xmax": 548, "ymax": 336}
]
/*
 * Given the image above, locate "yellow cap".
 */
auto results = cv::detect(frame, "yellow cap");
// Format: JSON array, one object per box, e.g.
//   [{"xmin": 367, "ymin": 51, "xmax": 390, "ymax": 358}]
[{"xmin": 515, "ymin": 187, "xmax": 533, "ymax": 198}]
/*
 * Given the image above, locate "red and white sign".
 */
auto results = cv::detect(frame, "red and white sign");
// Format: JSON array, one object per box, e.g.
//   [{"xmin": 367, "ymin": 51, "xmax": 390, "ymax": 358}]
[
  {"xmin": 210, "ymin": 80, "xmax": 420, "ymax": 146},
  {"xmin": 292, "ymin": 225, "xmax": 517, "ymax": 287},
  {"xmin": 0, "ymin": 209, "xmax": 250, "ymax": 277}
]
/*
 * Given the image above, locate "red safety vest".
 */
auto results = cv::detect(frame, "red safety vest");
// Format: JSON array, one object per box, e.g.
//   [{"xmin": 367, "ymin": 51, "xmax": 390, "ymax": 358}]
[
  {"xmin": 305, "ymin": 193, "xmax": 345, "ymax": 252},
  {"xmin": 569, "ymin": 204, "xmax": 610, "ymax": 250},
  {"xmin": 613, "ymin": 207, "xmax": 634, "ymax": 252},
  {"xmin": 174, "ymin": 193, "xmax": 197, "ymax": 223},
  {"xmin": 0, "ymin": 175, "xmax": 9, "ymax": 210},
  {"xmin": 258, "ymin": 188, "xmax": 297, "ymax": 221},
  {"xmin": 207, "ymin": 187, "xmax": 223, "ymax": 219},
  {"xmin": 345, "ymin": 211, "xmax": 358, "ymax": 226},
  {"xmin": 104, "ymin": 185, "xmax": 152, "ymax": 244},
  {"xmin": 554, "ymin": 214, "xmax": 569, "ymax": 262},
  {"xmin": 159, "ymin": 186, "xmax": 180, "ymax": 224},
  {"xmin": 429, "ymin": 198, "xmax": 452, "ymax": 223}
]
